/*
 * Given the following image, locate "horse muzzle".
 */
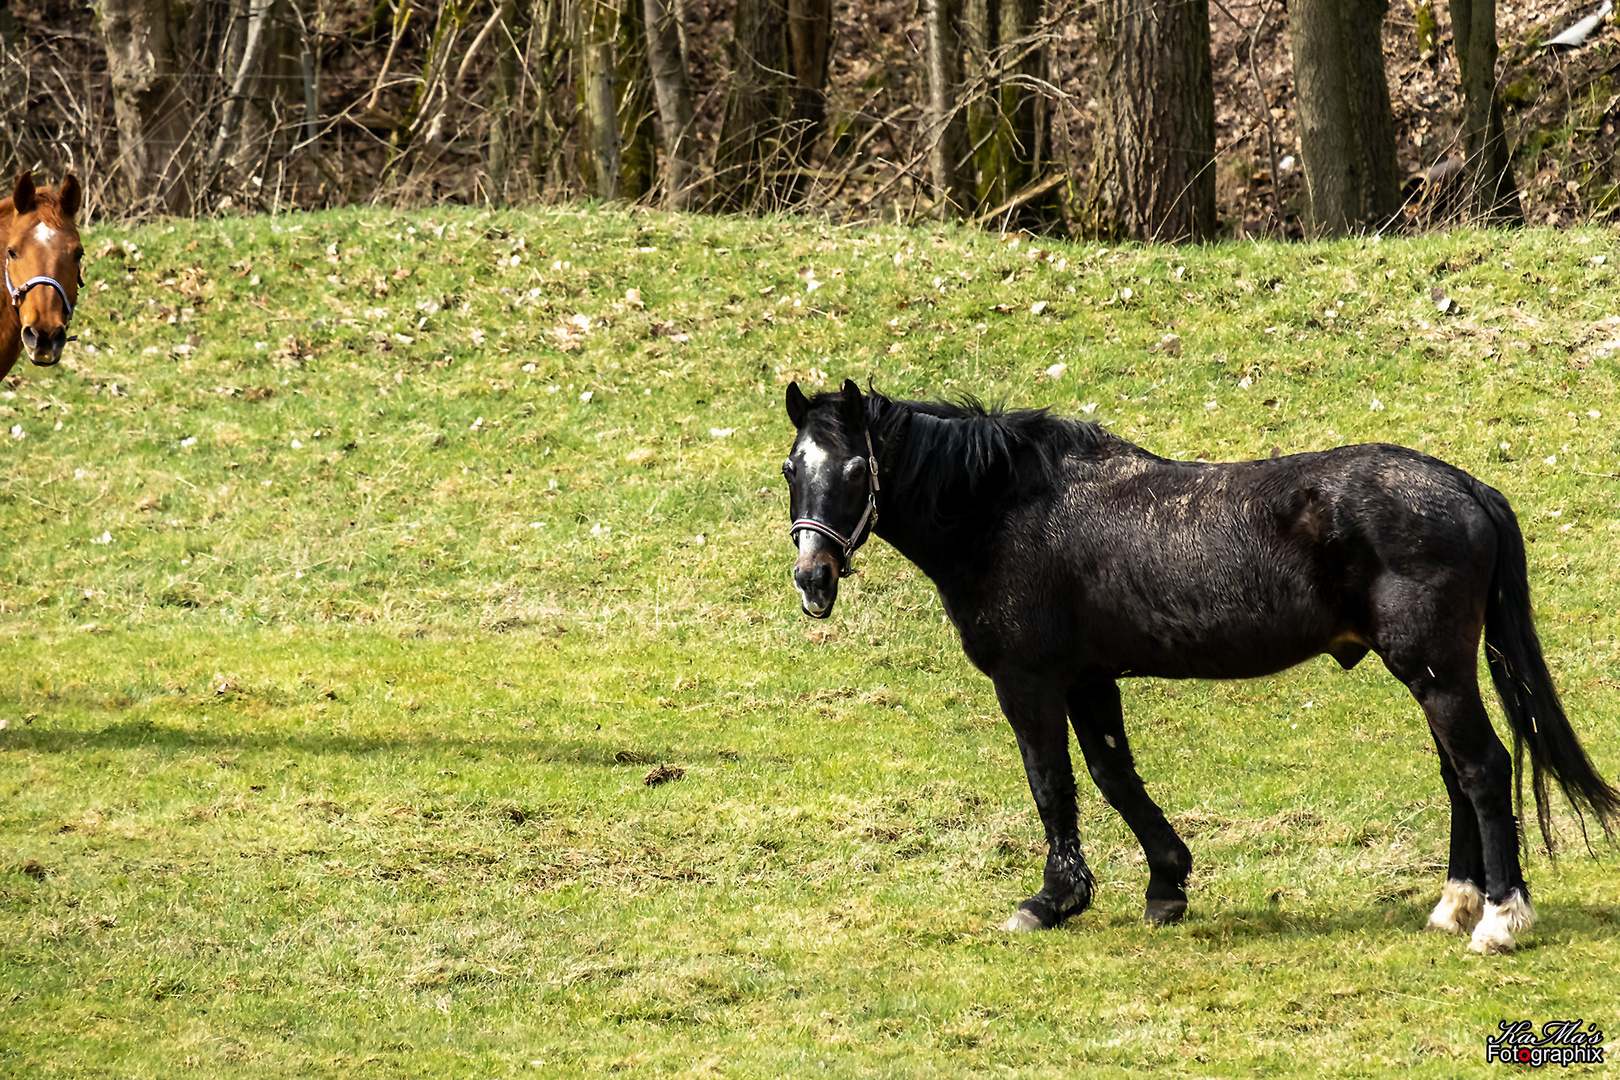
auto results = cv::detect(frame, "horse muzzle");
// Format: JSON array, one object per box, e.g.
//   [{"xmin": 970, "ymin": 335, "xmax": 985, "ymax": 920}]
[
  {"xmin": 22, "ymin": 325, "xmax": 66, "ymax": 366},
  {"xmin": 793, "ymin": 551, "xmax": 840, "ymax": 619}
]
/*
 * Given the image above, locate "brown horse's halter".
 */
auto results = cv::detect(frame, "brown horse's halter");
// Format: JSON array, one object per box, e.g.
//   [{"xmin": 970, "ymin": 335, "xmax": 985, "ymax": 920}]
[
  {"xmin": 789, "ymin": 428, "xmax": 881, "ymax": 577},
  {"xmin": 4, "ymin": 258, "xmax": 78, "ymax": 339}
]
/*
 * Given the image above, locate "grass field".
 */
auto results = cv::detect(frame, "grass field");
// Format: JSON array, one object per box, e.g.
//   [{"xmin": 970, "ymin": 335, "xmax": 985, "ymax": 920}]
[{"xmin": 2, "ymin": 205, "xmax": 1618, "ymax": 1077}]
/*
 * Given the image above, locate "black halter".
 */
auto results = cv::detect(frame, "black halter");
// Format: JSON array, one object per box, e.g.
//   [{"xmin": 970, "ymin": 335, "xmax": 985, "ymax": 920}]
[{"xmin": 789, "ymin": 428, "xmax": 881, "ymax": 577}]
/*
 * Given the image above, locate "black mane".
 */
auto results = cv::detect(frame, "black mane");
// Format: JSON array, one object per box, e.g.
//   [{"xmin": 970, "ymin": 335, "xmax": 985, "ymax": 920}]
[{"xmin": 864, "ymin": 390, "xmax": 1140, "ymax": 505}]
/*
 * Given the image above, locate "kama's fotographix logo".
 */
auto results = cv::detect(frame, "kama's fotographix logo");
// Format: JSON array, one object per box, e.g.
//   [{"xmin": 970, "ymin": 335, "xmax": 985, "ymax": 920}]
[{"xmin": 1486, "ymin": 1020, "xmax": 1605, "ymax": 1067}]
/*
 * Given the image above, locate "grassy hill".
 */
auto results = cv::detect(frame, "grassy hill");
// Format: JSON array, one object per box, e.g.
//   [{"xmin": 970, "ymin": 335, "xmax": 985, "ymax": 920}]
[{"xmin": 2, "ymin": 205, "xmax": 1618, "ymax": 1077}]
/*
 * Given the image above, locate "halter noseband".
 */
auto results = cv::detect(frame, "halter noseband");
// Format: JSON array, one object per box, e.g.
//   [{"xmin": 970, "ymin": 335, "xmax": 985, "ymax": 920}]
[{"xmin": 790, "ymin": 428, "xmax": 881, "ymax": 578}]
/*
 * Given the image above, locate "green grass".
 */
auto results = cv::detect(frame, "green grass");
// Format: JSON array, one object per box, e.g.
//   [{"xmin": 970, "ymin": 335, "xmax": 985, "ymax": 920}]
[{"xmin": 2, "ymin": 206, "xmax": 1619, "ymax": 1077}]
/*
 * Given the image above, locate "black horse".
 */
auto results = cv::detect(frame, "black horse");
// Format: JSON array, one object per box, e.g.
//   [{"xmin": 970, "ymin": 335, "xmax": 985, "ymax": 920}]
[{"xmin": 782, "ymin": 379, "xmax": 1619, "ymax": 953}]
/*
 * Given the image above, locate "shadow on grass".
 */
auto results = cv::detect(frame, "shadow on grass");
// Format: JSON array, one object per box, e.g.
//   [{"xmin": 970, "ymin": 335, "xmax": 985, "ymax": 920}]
[
  {"xmin": 2, "ymin": 717, "xmax": 735, "ymax": 770},
  {"xmin": 1089, "ymin": 897, "xmax": 1620, "ymax": 948}
]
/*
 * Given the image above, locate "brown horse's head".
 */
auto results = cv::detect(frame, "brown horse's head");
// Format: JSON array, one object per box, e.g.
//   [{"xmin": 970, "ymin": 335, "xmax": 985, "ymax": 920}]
[{"xmin": 5, "ymin": 171, "xmax": 84, "ymax": 368}]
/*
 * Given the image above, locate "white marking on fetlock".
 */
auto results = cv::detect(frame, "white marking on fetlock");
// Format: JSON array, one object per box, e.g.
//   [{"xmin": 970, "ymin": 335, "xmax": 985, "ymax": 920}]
[
  {"xmin": 1425, "ymin": 879, "xmax": 1484, "ymax": 935},
  {"xmin": 1469, "ymin": 891, "xmax": 1536, "ymax": 955},
  {"xmin": 1002, "ymin": 909, "xmax": 1044, "ymax": 932}
]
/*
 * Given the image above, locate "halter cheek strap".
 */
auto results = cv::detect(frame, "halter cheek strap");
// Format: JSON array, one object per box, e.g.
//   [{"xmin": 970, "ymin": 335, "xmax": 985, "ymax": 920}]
[{"xmin": 789, "ymin": 429, "xmax": 882, "ymax": 578}]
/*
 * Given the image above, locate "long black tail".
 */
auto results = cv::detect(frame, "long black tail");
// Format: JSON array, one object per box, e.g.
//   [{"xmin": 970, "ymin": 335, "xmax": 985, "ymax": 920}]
[{"xmin": 1476, "ymin": 480, "xmax": 1620, "ymax": 852}]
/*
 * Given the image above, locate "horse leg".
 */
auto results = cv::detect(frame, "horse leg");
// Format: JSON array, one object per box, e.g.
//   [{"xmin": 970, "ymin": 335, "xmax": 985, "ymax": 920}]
[
  {"xmin": 1423, "ymin": 729, "xmax": 1486, "ymax": 935},
  {"xmin": 1067, "ymin": 681, "xmax": 1193, "ymax": 925},
  {"xmin": 993, "ymin": 675, "xmax": 1096, "ymax": 931},
  {"xmin": 1391, "ymin": 659, "xmax": 1534, "ymax": 953}
]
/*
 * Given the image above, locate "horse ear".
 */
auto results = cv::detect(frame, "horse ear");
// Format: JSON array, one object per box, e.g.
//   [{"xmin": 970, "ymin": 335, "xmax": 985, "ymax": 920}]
[
  {"xmin": 839, "ymin": 378, "xmax": 865, "ymax": 432},
  {"xmin": 58, "ymin": 174, "xmax": 81, "ymax": 219},
  {"xmin": 786, "ymin": 381, "xmax": 809, "ymax": 428},
  {"xmin": 13, "ymin": 171, "xmax": 36, "ymax": 214}
]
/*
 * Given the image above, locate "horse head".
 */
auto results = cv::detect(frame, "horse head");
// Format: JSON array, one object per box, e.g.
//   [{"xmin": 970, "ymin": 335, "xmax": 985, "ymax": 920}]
[
  {"xmin": 782, "ymin": 378, "xmax": 880, "ymax": 618},
  {"xmin": 5, "ymin": 171, "xmax": 84, "ymax": 368}
]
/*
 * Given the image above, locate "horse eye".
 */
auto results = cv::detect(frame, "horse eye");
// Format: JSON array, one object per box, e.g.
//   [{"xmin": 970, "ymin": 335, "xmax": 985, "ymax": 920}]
[
  {"xmin": 73, "ymin": 249, "xmax": 84, "ymax": 263},
  {"xmin": 781, "ymin": 459, "xmax": 795, "ymax": 478}
]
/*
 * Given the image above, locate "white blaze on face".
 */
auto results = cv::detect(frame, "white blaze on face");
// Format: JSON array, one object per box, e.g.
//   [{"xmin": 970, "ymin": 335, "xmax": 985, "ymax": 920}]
[
  {"xmin": 793, "ymin": 433, "xmax": 837, "ymax": 615},
  {"xmin": 31, "ymin": 222, "xmax": 61, "ymax": 248},
  {"xmin": 797, "ymin": 434, "xmax": 833, "ymax": 485}
]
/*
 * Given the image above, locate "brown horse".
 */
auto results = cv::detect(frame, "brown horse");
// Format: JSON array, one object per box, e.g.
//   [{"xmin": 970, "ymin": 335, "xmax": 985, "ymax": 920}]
[{"xmin": 1, "ymin": 171, "xmax": 84, "ymax": 381}]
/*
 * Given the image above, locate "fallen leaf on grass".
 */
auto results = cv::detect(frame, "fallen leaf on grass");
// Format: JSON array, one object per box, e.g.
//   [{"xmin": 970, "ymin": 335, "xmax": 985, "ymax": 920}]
[{"xmin": 643, "ymin": 764, "xmax": 685, "ymax": 787}]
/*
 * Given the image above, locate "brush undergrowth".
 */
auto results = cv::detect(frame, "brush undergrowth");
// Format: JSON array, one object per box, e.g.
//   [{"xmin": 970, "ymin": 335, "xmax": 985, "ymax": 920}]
[{"xmin": 1, "ymin": 206, "xmax": 1618, "ymax": 1077}]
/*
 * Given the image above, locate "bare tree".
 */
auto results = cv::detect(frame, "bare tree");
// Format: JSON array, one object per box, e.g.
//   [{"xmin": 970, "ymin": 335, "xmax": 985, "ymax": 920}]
[
  {"xmin": 577, "ymin": 0, "xmax": 623, "ymax": 197},
  {"xmin": 1287, "ymin": 0, "xmax": 1400, "ymax": 235},
  {"xmin": 922, "ymin": 0, "xmax": 972, "ymax": 215},
  {"xmin": 98, "ymin": 0, "xmax": 197, "ymax": 214},
  {"xmin": 960, "ymin": 0, "xmax": 1058, "ymax": 225},
  {"xmin": 642, "ymin": 0, "xmax": 698, "ymax": 208},
  {"xmin": 528, "ymin": 0, "xmax": 580, "ymax": 200},
  {"xmin": 205, "ymin": 0, "xmax": 275, "ymax": 182},
  {"xmin": 1086, "ymin": 0, "xmax": 1215, "ymax": 241},
  {"xmin": 487, "ymin": 0, "xmax": 520, "ymax": 203},
  {"xmin": 787, "ymin": 0, "xmax": 834, "ymax": 162},
  {"xmin": 1451, "ymin": 0, "xmax": 1521, "ymax": 223},
  {"xmin": 715, "ymin": 0, "xmax": 832, "ymax": 210}
]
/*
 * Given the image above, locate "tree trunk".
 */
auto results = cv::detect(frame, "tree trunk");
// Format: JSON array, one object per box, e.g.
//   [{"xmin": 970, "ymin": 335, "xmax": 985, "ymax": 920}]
[
  {"xmin": 578, "ymin": 0, "xmax": 623, "ymax": 198},
  {"xmin": 642, "ymin": 0, "xmax": 698, "ymax": 209},
  {"xmin": 1288, "ymin": 0, "xmax": 1400, "ymax": 235},
  {"xmin": 299, "ymin": 7, "xmax": 322, "ymax": 178},
  {"xmin": 0, "ymin": 0, "xmax": 20, "ymax": 50},
  {"xmin": 1086, "ymin": 0, "xmax": 1214, "ymax": 242},
  {"xmin": 999, "ymin": 0, "xmax": 1046, "ymax": 203},
  {"xmin": 98, "ymin": 0, "xmax": 196, "ymax": 215},
  {"xmin": 786, "ymin": 0, "xmax": 832, "ymax": 162},
  {"xmin": 384, "ymin": 0, "xmax": 469, "ymax": 193},
  {"xmin": 488, "ymin": 0, "xmax": 520, "ymax": 204},
  {"xmin": 922, "ymin": 0, "xmax": 971, "ymax": 215},
  {"xmin": 574, "ymin": 0, "xmax": 654, "ymax": 202},
  {"xmin": 960, "ymin": 0, "xmax": 1056, "ymax": 225},
  {"xmin": 0, "ymin": 0, "xmax": 18, "ymax": 170},
  {"xmin": 615, "ymin": 0, "xmax": 656, "ymax": 200},
  {"xmin": 961, "ymin": 0, "xmax": 1004, "ymax": 210},
  {"xmin": 529, "ymin": 0, "xmax": 577, "ymax": 199},
  {"xmin": 1452, "ymin": 0, "xmax": 1521, "ymax": 224},
  {"xmin": 715, "ymin": 0, "xmax": 831, "ymax": 209},
  {"xmin": 715, "ymin": 0, "xmax": 790, "ymax": 209},
  {"xmin": 205, "ymin": 0, "xmax": 275, "ymax": 182}
]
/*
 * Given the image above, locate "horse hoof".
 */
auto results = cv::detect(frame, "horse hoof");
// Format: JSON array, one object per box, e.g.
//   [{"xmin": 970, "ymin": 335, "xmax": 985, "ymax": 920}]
[
  {"xmin": 1468, "ymin": 893, "xmax": 1535, "ymax": 955},
  {"xmin": 1144, "ymin": 898, "xmax": 1187, "ymax": 925},
  {"xmin": 1425, "ymin": 879, "xmax": 1484, "ymax": 936},
  {"xmin": 1002, "ymin": 908, "xmax": 1046, "ymax": 933}
]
